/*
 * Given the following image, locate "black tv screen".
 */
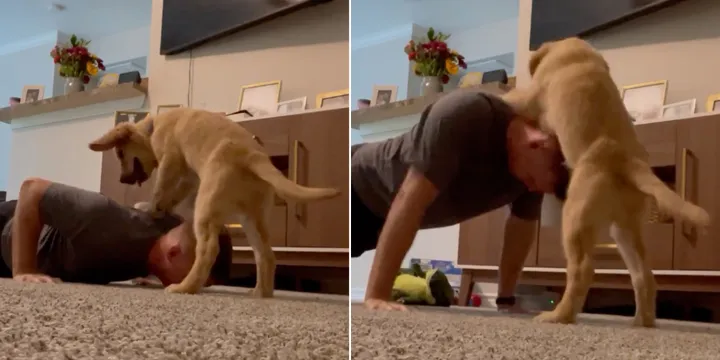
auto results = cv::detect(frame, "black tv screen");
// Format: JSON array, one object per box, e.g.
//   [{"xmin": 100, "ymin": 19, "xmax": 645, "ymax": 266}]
[
  {"xmin": 161, "ymin": 0, "xmax": 333, "ymax": 55},
  {"xmin": 529, "ymin": 0, "xmax": 689, "ymax": 50}
]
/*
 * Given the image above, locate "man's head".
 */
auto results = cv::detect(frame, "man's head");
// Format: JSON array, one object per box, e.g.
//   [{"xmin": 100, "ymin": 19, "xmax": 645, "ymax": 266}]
[
  {"xmin": 506, "ymin": 116, "xmax": 568, "ymax": 194},
  {"xmin": 148, "ymin": 222, "xmax": 233, "ymax": 287},
  {"xmin": 88, "ymin": 119, "xmax": 158, "ymax": 186}
]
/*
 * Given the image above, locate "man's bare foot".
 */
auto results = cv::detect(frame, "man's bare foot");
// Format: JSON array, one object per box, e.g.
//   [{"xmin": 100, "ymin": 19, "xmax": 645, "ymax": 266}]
[{"xmin": 364, "ymin": 298, "xmax": 408, "ymax": 311}]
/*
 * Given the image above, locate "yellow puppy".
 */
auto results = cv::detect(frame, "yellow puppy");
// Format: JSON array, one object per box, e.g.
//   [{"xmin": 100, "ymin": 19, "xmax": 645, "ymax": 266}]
[
  {"xmin": 503, "ymin": 38, "xmax": 710, "ymax": 327},
  {"xmin": 88, "ymin": 108, "xmax": 340, "ymax": 296}
]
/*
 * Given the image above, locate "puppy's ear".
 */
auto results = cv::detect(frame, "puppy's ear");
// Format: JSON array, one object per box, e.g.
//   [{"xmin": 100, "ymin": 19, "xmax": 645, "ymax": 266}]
[
  {"xmin": 529, "ymin": 42, "xmax": 552, "ymax": 77},
  {"xmin": 88, "ymin": 123, "xmax": 133, "ymax": 151}
]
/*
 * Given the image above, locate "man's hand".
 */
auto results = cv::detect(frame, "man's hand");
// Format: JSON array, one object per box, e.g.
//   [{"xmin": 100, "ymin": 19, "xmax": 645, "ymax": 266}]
[
  {"xmin": 364, "ymin": 167, "xmax": 439, "ymax": 307},
  {"xmin": 364, "ymin": 298, "xmax": 408, "ymax": 311},
  {"xmin": 13, "ymin": 273, "xmax": 61, "ymax": 284}
]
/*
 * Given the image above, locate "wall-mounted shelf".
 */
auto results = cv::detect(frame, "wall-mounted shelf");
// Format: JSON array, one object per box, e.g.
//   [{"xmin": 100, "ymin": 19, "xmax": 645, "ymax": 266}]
[
  {"xmin": 0, "ymin": 82, "xmax": 148, "ymax": 129},
  {"xmin": 351, "ymin": 82, "xmax": 510, "ymax": 129}
]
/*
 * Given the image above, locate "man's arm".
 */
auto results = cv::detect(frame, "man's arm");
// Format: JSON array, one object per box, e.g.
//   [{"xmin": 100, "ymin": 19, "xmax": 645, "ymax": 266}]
[
  {"xmin": 497, "ymin": 192, "xmax": 543, "ymax": 302},
  {"xmin": 365, "ymin": 167, "xmax": 439, "ymax": 303},
  {"xmin": 11, "ymin": 178, "xmax": 51, "ymax": 276}
]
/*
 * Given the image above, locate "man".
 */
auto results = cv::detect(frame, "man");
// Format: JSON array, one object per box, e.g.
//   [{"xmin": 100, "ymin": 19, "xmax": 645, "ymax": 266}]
[
  {"xmin": 352, "ymin": 89, "xmax": 568, "ymax": 311},
  {"xmin": 0, "ymin": 177, "xmax": 232, "ymax": 287}
]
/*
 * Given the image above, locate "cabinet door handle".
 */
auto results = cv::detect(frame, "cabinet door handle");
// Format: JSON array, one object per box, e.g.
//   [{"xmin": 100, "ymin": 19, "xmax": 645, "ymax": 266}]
[
  {"xmin": 680, "ymin": 147, "xmax": 688, "ymax": 201},
  {"xmin": 292, "ymin": 140, "xmax": 306, "ymax": 221},
  {"xmin": 292, "ymin": 140, "xmax": 299, "ymax": 184},
  {"xmin": 595, "ymin": 243, "xmax": 618, "ymax": 250}
]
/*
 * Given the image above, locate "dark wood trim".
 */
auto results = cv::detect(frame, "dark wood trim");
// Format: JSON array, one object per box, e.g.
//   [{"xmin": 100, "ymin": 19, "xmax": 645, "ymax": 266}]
[
  {"xmin": 232, "ymin": 250, "xmax": 348, "ymax": 268},
  {"xmin": 459, "ymin": 268, "xmax": 720, "ymax": 307}
]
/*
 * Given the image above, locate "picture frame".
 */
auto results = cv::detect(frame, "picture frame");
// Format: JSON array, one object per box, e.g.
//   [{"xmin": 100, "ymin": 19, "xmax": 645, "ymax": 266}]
[
  {"xmin": 621, "ymin": 80, "xmax": 668, "ymax": 123},
  {"xmin": 238, "ymin": 80, "xmax": 282, "ymax": 116},
  {"xmin": 660, "ymin": 99, "xmax": 696, "ymax": 120},
  {"xmin": 21, "ymin": 85, "xmax": 45, "ymax": 104},
  {"xmin": 371, "ymin": 85, "xmax": 398, "ymax": 106},
  {"xmin": 276, "ymin": 96, "xmax": 307, "ymax": 114},
  {"xmin": 157, "ymin": 104, "xmax": 183, "ymax": 115},
  {"xmin": 707, "ymin": 93, "xmax": 720, "ymax": 113},
  {"xmin": 114, "ymin": 110, "xmax": 149, "ymax": 125},
  {"xmin": 316, "ymin": 89, "xmax": 349, "ymax": 109}
]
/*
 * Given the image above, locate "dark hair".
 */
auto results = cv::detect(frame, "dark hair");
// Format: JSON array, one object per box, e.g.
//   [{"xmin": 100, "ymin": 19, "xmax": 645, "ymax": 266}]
[{"xmin": 210, "ymin": 228, "xmax": 233, "ymax": 285}]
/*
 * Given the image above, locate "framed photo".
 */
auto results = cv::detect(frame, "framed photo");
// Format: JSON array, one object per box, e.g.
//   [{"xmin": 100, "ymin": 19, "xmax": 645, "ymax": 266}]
[
  {"xmin": 114, "ymin": 110, "xmax": 149, "ymax": 125},
  {"xmin": 621, "ymin": 80, "xmax": 668, "ymax": 123},
  {"xmin": 238, "ymin": 80, "xmax": 281, "ymax": 115},
  {"xmin": 21, "ymin": 85, "xmax": 45, "ymax": 103},
  {"xmin": 157, "ymin": 104, "xmax": 183, "ymax": 115},
  {"xmin": 276, "ymin": 96, "xmax": 307, "ymax": 114},
  {"xmin": 371, "ymin": 85, "xmax": 398, "ymax": 106},
  {"xmin": 661, "ymin": 99, "xmax": 696, "ymax": 120},
  {"xmin": 707, "ymin": 93, "xmax": 720, "ymax": 113},
  {"xmin": 316, "ymin": 89, "xmax": 349, "ymax": 109}
]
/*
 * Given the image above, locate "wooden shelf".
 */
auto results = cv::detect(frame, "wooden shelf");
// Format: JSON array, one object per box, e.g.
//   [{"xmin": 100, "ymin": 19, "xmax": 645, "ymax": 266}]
[
  {"xmin": 351, "ymin": 82, "xmax": 510, "ymax": 129},
  {"xmin": 0, "ymin": 82, "xmax": 147, "ymax": 125}
]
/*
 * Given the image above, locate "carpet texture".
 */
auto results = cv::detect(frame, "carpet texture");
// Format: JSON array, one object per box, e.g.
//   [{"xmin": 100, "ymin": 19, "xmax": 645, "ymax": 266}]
[
  {"xmin": 0, "ymin": 280, "xmax": 348, "ymax": 359},
  {"xmin": 351, "ymin": 304, "xmax": 720, "ymax": 360}
]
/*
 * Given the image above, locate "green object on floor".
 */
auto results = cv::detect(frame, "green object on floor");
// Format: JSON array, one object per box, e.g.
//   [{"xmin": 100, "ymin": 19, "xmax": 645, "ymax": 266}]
[{"xmin": 391, "ymin": 263, "xmax": 454, "ymax": 307}]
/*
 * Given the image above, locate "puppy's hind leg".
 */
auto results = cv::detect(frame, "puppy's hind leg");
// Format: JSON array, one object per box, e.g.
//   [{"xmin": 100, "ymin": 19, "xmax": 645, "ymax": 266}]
[
  {"xmin": 611, "ymin": 219, "xmax": 657, "ymax": 328},
  {"xmin": 241, "ymin": 194, "xmax": 276, "ymax": 298}
]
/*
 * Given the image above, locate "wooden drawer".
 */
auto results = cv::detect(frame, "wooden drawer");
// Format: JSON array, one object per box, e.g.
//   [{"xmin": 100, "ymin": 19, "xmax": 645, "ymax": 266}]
[
  {"xmin": 227, "ymin": 205, "xmax": 288, "ymax": 247},
  {"xmin": 537, "ymin": 223, "xmax": 673, "ymax": 270},
  {"xmin": 635, "ymin": 121, "xmax": 677, "ymax": 167}
]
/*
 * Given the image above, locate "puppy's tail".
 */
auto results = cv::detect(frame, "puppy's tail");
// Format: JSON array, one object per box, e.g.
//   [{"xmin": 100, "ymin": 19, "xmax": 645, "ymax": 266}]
[
  {"xmin": 582, "ymin": 137, "xmax": 710, "ymax": 229},
  {"xmin": 247, "ymin": 152, "xmax": 340, "ymax": 202},
  {"xmin": 624, "ymin": 151, "xmax": 710, "ymax": 230}
]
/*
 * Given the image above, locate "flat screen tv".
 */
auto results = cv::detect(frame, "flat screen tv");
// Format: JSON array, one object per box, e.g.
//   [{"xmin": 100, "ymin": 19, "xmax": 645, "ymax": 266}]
[
  {"xmin": 529, "ymin": 0, "xmax": 689, "ymax": 50},
  {"xmin": 161, "ymin": 0, "xmax": 334, "ymax": 55}
]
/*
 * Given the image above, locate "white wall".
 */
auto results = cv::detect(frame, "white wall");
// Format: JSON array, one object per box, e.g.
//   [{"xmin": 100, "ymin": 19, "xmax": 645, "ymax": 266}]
[
  {"xmin": 90, "ymin": 26, "xmax": 150, "ymax": 66},
  {"xmin": 5, "ymin": 115, "xmax": 115, "ymax": 199},
  {"xmin": 148, "ymin": 0, "xmax": 348, "ymax": 113},
  {"xmin": 0, "ymin": 31, "xmax": 61, "ymax": 192}
]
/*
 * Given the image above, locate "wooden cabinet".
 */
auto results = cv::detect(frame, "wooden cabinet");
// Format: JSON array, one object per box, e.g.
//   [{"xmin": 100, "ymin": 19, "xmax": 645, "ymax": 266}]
[
  {"xmin": 673, "ymin": 116, "xmax": 720, "ymax": 270},
  {"xmin": 457, "ymin": 207, "xmax": 538, "ymax": 267},
  {"xmin": 458, "ymin": 113, "xmax": 720, "ymax": 274},
  {"xmin": 287, "ymin": 109, "xmax": 349, "ymax": 248}
]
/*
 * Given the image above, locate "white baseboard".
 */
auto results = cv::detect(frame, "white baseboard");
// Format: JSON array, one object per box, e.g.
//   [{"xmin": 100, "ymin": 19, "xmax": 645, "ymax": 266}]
[{"xmin": 351, "ymin": 287, "xmax": 366, "ymax": 302}]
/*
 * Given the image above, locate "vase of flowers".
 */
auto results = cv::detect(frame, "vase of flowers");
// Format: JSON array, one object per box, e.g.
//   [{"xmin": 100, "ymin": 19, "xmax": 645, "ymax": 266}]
[
  {"xmin": 404, "ymin": 27, "xmax": 466, "ymax": 96},
  {"xmin": 50, "ymin": 35, "xmax": 105, "ymax": 95}
]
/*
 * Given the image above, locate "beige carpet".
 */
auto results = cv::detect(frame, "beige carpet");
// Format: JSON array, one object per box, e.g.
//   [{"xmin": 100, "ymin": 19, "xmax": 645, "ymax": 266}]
[
  {"xmin": 351, "ymin": 304, "xmax": 720, "ymax": 360},
  {"xmin": 0, "ymin": 280, "xmax": 348, "ymax": 359}
]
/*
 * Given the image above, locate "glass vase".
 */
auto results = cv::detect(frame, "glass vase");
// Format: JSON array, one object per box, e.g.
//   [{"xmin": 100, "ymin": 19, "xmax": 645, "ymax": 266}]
[
  {"xmin": 420, "ymin": 76, "xmax": 443, "ymax": 96},
  {"xmin": 64, "ymin": 77, "xmax": 84, "ymax": 95}
]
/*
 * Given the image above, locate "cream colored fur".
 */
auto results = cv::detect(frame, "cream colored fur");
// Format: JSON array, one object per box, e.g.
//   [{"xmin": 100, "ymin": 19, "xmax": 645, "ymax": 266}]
[
  {"xmin": 502, "ymin": 38, "xmax": 710, "ymax": 327},
  {"xmin": 88, "ymin": 108, "xmax": 340, "ymax": 296}
]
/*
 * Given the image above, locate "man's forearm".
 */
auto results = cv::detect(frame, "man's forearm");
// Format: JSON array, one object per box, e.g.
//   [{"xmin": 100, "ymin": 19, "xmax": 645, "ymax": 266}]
[
  {"xmin": 11, "ymin": 179, "xmax": 48, "ymax": 275},
  {"xmin": 497, "ymin": 215, "xmax": 538, "ymax": 297},
  {"xmin": 365, "ymin": 205, "xmax": 422, "ymax": 300}
]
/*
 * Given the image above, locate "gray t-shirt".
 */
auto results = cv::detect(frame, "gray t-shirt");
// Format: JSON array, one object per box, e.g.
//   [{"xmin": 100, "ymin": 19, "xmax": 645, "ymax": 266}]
[
  {"xmin": 352, "ymin": 89, "xmax": 542, "ymax": 228},
  {"xmin": 0, "ymin": 183, "xmax": 182, "ymax": 283}
]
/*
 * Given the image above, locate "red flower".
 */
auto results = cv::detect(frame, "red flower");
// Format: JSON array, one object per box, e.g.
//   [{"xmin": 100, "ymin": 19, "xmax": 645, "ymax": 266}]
[
  {"xmin": 441, "ymin": 74, "xmax": 450, "ymax": 84},
  {"xmin": 459, "ymin": 59, "xmax": 467, "ymax": 69},
  {"xmin": 408, "ymin": 52, "xmax": 416, "ymax": 60},
  {"xmin": 82, "ymin": 75, "xmax": 90, "ymax": 84},
  {"xmin": 98, "ymin": 62, "xmax": 106, "ymax": 71}
]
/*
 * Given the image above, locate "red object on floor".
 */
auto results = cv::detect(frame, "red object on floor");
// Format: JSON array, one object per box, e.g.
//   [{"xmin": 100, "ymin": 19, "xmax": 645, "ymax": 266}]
[{"xmin": 470, "ymin": 294, "xmax": 482, "ymax": 307}]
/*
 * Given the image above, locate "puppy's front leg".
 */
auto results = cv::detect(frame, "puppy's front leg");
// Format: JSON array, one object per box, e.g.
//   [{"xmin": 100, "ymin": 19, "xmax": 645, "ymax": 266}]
[{"xmin": 150, "ymin": 153, "xmax": 186, "ymax": 216}]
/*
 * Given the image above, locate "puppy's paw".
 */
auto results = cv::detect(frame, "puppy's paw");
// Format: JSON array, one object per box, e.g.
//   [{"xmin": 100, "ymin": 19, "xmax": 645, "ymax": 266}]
[
  {"xmin": 165, "ymin": 283, "xmax": 197, "ymax": 294},
  {"xmin": 250, "ymin": 287, "xmax": 274, "ymax": 298},
  {"xmin": 533, "ymin": 310, "xmax": 575, "ymax": 324},
  {"xmin": 632, "ymin": 316, "xmax": 656, "ymax": 328}
]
